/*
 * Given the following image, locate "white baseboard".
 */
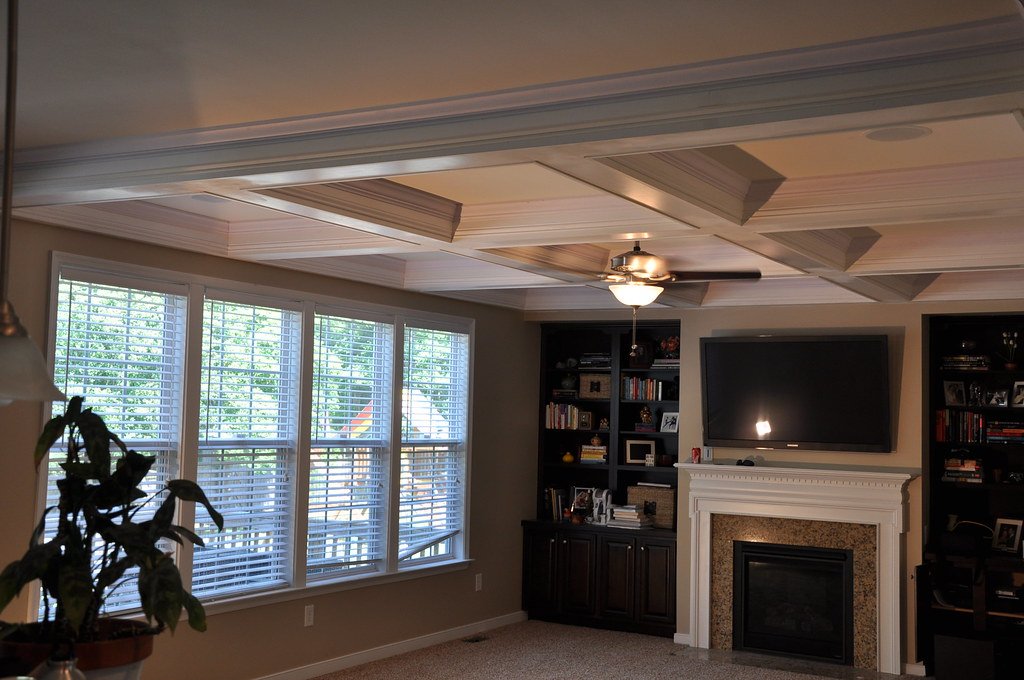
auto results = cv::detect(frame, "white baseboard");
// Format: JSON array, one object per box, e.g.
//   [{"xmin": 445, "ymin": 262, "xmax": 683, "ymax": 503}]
[
  {"xmin": 903, "ymin": 661, "xmax": 926, "ymax": 676},
  {"xmin": 673, "ymin": 632, "xmax": 693, "ymax": 646},
  {"xmin": 256, "ymin": 610, "xmax": 528, "ymax": 680}
]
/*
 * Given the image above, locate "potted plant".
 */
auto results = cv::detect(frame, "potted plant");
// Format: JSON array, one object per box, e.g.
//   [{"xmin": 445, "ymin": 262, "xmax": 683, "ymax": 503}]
[{"xmin": 0, "ymin": 397, "xmax": 223, "ymax": 677}]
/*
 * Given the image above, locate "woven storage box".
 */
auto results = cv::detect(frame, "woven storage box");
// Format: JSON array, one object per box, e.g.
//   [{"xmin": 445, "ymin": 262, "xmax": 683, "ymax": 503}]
[
  {"xmin": 578, "ymin": 373, "xmax": 611, "ymax": 399},
  {"xmin": 627, "ymin": 485, "xmax": 676, "ymax": 529}
]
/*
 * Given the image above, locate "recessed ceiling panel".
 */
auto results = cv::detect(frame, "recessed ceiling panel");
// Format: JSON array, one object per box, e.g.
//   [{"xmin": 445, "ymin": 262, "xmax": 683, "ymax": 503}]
[
  {"xmin": 389, "ymin": 164, "xmax": 603, "ymax": 204},
  {"xmin": 738, "ymin": 114, "xmax": 1024, "ymax": 178}
]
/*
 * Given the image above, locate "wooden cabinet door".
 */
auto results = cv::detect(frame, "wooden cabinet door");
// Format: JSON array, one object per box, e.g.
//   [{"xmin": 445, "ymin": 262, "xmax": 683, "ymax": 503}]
[
  {"xmin": 560, "ymin": 532, "xmax": 597, "ymax": 615},
  {"xmin": 523, "ymin": 526, "xmax": 559, "ymax": 615},
  {"xmin": 636, "ymin": 537, "xmax": 675, "ymax": 625},
  {"xmin": 598, "ymin": 535, "xmax": 636, "ymax": 620}
]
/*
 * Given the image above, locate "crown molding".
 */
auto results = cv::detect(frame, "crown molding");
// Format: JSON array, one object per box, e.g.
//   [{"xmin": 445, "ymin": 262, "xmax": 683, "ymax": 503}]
[
  {"xmin": 261, "ymin": 255, "xmax": 408, "ymax": 290},
  {"xmin": 14, "ymin": 17, "xmax": 1024, "ymax": 205}
]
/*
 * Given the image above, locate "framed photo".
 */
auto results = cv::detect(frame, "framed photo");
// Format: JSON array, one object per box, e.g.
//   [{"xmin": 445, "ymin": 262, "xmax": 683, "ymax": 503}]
[
  {"xmin": 986, "ymin": 388, "xmax": 1009, "ymax": 407},
  {"xmin": 992, "ymin": 518, "xmax": 1023, "ymax": 553},
  {"xmin": 625, "ymin": 439, "xmax": 655, "ymax": 465},
  {"xmin": 578, "ymin": 411, "xmax": 593, "ymax": 430},
  {"xmin": 1012, "ymin": 381, "xmax": 1024, "ymax": 408},
  {"xmin": 659, "ymin": 411, "xmax": 679, "ymax": 433},
  {"xmin": 570, "ymin": 486, "xmax": 594, "ymax": 514},
  {"xmin": 943, "ymin": 380, "xmax": 966, "ymax": 406}
]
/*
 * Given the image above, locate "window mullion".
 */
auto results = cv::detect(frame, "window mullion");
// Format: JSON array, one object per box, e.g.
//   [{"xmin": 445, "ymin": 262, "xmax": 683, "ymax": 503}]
[
  {"xmin": 175, "ymin": 283, "xmax": 207, "ymax": 587},
  {"xmin": 385, "ymin": 318, "xmax": 407, "ymax": 574},
  {"xmin": 292, "ymin": 302, "xmax": 315, "ymax": 589}
]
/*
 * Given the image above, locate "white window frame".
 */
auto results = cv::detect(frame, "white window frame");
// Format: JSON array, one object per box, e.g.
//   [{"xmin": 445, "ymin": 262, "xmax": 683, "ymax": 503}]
[{"xmin": 39, "ymin": 253, "xmax": 474, "ymax": 619}]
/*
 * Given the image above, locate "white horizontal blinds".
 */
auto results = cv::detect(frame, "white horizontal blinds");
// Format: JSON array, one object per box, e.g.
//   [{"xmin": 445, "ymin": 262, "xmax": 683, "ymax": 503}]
[
  {"xmin": 307, "ymin": 314, "xmax": 393, "ymax": 579},
  {"xmin": 48, "ymin": 276, "xmax": 186, "ymax": 614},
  {"xmin": 193, "ymin": 299, "xmax": 299, "ymax": 599},
  {"xmin": 398, "ymin": 326, "xmax": 469, "ymax": 565}
]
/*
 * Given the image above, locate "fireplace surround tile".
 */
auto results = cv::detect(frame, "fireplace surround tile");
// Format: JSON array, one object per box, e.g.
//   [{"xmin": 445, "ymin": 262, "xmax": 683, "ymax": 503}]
[{"xmin": 709, "ymin": 515, "xmax": 877, "ymax": 669}]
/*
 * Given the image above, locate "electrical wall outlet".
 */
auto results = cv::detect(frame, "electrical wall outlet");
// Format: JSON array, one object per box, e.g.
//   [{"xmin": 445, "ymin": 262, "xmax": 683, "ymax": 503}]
[
  {"xmin": 702, "ymin": 446, "xmax": 713, "ymax": 462},
  {"xmin": 474, "ymin": 573, "xmax": 483, "ymax": 592},
  {"xmin": 303, "ymin": 604, "xmax": 314, "ymax": 627}
]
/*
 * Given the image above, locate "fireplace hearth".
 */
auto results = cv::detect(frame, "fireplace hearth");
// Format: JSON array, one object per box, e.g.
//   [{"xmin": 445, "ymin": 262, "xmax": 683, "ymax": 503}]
[{"xmin": 733, "ymin": 541, "xmax": 854, "ymax": 665}]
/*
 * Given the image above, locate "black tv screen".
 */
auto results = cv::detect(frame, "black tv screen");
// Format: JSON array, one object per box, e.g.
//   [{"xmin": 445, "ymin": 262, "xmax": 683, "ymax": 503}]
[{"xmin": 700, "ymin": 335, "xmax": 891, "ymax": 453}]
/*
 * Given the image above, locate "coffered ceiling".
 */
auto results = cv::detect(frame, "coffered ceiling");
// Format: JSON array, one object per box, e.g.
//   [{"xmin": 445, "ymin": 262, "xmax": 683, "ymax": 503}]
[{"xmin": 9, "ymin": 1, "xmax": 1024, "ymax": 312}]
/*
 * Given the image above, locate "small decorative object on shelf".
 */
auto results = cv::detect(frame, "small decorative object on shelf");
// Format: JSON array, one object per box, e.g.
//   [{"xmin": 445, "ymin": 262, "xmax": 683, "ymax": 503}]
[
  {"xmin": 561, "ymin": 451, "xmax": 575, "ymax": 464},
  {"xmin": 999, "ymin": 330, "xmax": 1018, "ymax": 370},
  {"xmin": 985, "ymin": 389, "xmax": 1009, "ymax": 407},
  {"xmin": 578, "ymin": 411, "xmax": 593, "ymax": 429},
  {"xmin": 660, "ymin": 412, "xmax": 678, "ymax": 433},
  {"xmin": 625, "ymin": 439, "xmax": 655, "ymax": 464},
  {"xmin": 597, "ymin": 416, "xmax": 609, "ymax": 430},
  {"xmin": 944, "ymin": 380, "xmax": 966, "ymax": 406}
]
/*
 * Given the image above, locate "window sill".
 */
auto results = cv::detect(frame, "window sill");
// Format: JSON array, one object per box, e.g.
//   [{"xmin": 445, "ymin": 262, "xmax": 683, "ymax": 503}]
[{"xmin": 197, "ymin": 559, "xmax": 474, "ymax": 618}]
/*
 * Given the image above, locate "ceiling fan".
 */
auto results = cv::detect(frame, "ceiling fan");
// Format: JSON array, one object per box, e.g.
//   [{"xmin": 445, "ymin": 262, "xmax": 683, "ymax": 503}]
[
  {"xmin": 599, "ymin": 241, "xmax": 761, "ymax": 356},
  {"xmin": 601, "ymin": 241, "xmax": 761, "ymax": 286}
]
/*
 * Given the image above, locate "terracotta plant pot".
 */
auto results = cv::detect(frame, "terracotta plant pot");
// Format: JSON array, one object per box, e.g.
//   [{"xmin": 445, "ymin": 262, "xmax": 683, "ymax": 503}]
[{"xmin": 0, "ymin": 619, "xmax": 154, "ymax": 677}]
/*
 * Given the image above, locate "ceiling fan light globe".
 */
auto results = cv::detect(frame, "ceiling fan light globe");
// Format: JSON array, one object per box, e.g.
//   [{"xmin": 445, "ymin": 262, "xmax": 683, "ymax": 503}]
[{"xmin": 609, "ymin": 283, "xmax": 663, "ymax": 306}]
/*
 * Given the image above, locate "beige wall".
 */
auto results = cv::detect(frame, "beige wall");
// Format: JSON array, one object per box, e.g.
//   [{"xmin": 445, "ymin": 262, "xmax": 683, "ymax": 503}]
[{"xmin": 0, "ymin": 220, "xmax": 540, "ymax": 679}]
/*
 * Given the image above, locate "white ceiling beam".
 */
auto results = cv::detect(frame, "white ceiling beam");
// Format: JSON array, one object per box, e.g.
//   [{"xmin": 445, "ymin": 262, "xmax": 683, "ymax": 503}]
[
  {"xmin": 249, "ymin": 178, "xmax": 461, "ymax": 245},
  {"xmin": 227, "ymin": 217, "xmax": 421, "ymax": 260},
  {"xmin": 13, "ymin": 16, "xmax": 1024, "ymax": 205},
  {"xmin": 764, "ymin": 228, "xmax": 881, "ymax": 271}
]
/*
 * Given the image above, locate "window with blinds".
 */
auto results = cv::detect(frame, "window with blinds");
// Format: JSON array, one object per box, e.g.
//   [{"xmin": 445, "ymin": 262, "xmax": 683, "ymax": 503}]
[
  {"xmin": 48, "ymin": 275, "xmax": 187, "ymax": 613},
  {"xmin": 194, "ymin": 299, "xmax": 299, "ymax": 599},
  {"xmin": 45, "ymin": 259, "xmax": 474, "ymax": 611},
  {"xmin": 399, "ymin": 326, "xmax": 470, "ymax": 565},
  {"xmin": 307, "ymin": 313, "xmax": 393, "ymax": 579}
]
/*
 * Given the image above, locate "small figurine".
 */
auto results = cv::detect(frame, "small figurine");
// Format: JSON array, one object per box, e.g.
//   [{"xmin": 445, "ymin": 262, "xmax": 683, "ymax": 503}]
[
  {"xmin": 598, "ymin": 417, "xmax": 609, "ymax": 430},
  {"xmin": 590, "ymin": 434, "xmax": 603, "ymax": 447},
  {"xmin": 639, "ymin": 404, "xmax": 653, "ymax": 424}
]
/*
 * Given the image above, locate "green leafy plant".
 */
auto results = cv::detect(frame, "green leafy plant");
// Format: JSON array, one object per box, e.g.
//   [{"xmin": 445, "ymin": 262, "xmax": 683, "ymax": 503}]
[{"xmin": 0, "ymin": 397, "xmax": 224, "ymax": 645}]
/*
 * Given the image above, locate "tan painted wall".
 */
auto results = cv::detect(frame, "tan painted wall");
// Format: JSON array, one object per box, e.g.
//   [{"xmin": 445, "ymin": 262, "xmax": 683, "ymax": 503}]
[{"xmin": 0, "ymin": 220, "xmax": 540, "ymax": 679}]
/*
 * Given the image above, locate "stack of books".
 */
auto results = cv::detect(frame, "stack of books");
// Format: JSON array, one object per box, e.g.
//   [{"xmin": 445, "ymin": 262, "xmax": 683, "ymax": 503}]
[
  {"xmin": 606, "ymin": 504, "xmax": 653, "ymax": 529},
  {"xmin": 941, "ymin": 355, "xmax": 990, "ymax": 371},
  {"xmin": 578, "ymin": 352, "xmax": 612, "ymax": 368},
  {"xmin": 650, "ymin": 357, "xmax": 680, "ymax": 369},
  {"xmin": 986, "ymin": 421, "xmax": 1024, "ymax": 444},
  {"xmin": 941, "ymin": 456, "xmax": 983, "ymax": 484},
  {"xmin": 579, "ymin": 445, "xmax": 607, "ymax": 464}
]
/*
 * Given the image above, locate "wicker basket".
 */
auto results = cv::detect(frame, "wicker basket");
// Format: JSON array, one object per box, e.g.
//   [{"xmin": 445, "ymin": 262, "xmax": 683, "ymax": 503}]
[{"xmin": 627, "ymin": 485, "xmax": 676, "ymax": 529}]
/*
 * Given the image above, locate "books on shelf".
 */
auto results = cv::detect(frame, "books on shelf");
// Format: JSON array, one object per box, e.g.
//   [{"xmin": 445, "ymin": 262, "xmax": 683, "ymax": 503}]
[
  {"xmin": 941, "ymin": 456, "xmax": 983, "ymax": 483},
  {"xmin": 546, "ymin": 402, "xmax": 582, "ymax": 429},
  {"xmin": 544, "ymin": 488, "xmax": 568, "ymax": 522},
  {"xmin": 935, "ymin": 409, "xmax": 986, "ymax": 443},
  {"xmin": 650, "ymin": 358, "xmax": 680, "ymax": 368},
  {"xmin": 940, "ymin": 354, "xmax": 991, "ymax": 371},
  {"xmin": 578, "ymin": 352, "xmax": 612, "ymax": 368},
  {"xmin": 986, "ymin": 421, "xmax": 1024, "ymax": 443},
  {"xmin": 606, "ymin": 503, "xmax": 654, "ymax": 528},
  {"xmin": 621, "ymin": 376, "xmax": 665, "ymax": 401}
]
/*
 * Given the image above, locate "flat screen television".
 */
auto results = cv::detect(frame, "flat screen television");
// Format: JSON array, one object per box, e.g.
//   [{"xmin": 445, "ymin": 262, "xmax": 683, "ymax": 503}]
[{"xmin": 700, "ymin": 335, "xmax": 891, "ymax": 453}]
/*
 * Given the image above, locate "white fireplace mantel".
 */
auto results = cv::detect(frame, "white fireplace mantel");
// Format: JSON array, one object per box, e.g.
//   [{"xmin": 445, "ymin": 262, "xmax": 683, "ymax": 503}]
[{"xmin": 677, "ymin": 463, "xmax": 916, "ymax": 675}]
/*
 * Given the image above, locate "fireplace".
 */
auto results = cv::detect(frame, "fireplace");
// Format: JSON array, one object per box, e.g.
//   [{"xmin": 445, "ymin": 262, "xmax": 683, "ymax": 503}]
[
  {"xmin": 678, "ymin": 463, "xmax": 915, "ymax": 674},
  {"xmin": 733, "ymin": 541, "xmax": 854, "ymax": 665}
]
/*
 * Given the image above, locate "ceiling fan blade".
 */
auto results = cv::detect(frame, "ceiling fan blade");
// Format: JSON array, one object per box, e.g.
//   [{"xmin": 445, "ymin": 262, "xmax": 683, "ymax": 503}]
[{"xmin": 663, "ymin": 270, "xmax": 761, "ymax": 282}]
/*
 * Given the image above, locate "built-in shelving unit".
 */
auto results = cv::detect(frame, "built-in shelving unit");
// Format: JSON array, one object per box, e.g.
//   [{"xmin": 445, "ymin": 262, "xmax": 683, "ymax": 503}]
[
  {"xmin": 918, "ymin": 313, "xmax": 1024, "ymax": 679},
  {"xmin": 524, "ymin": 321, "xmax": 680, "ymax": 637}
]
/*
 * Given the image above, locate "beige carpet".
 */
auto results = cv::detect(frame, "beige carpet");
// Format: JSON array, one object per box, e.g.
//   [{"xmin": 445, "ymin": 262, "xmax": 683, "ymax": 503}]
[{"xmin": 312, "ymin": 620, "xmax": 916, "ymax": 680}]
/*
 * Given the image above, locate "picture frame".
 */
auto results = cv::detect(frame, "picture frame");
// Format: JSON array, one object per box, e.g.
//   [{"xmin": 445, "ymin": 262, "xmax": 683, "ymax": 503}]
[
  {"xmin": 992, "ymin": 518, "xmax": 1023, "ymax": 553},
  {"xmin": 578, "ymin": 411, "xmax": 593, "ymax": 430},
  {"xmin": 986, "ymin": 388, "xmax": 1009, "ymax": 407},
  {"xmin": 570, "ymin": 486, "xmax": 594, "ymax": 514},
  {"xmin": 625, "ymin": 439, "xmax": 656, "ymax": 465},
  {"xmin": 1012, "ymin": 381, "xmax": 1024, "ymax": 408},
  {"xmin": 943, "ymin": 380, "xmax": 966, "ymax": 407},
  {"xmin": 659, "ymin": 411, "xmax": 679, "ymax": 433}
]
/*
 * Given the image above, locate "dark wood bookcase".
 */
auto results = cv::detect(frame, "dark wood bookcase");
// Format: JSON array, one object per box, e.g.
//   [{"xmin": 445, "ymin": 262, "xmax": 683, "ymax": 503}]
[
  {"xmin": 523, "ymin": 321, "xmax": 679, "ymax": 637},
  {"xmin": 918, "ymin": 313, "xmax": 1024, "ymax": 679}
]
